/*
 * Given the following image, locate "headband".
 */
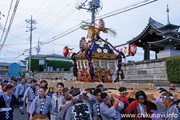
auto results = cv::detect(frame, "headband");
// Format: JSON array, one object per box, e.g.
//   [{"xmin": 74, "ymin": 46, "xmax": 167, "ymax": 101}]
[
  {"xmin": 72, "ymin": 92, "xmax": 83, "ymax": 100},
  {"xmin": 97, "ymin": 86, "xmax": 103, "ymax": 89},
  {"xmin": 160, "ymin": 95, "xmax": 174, "ymax": 100},
  {"xmin": 138, "ymin": 96, "xmax": 144, "ymax": 99},
  {"xmin": 64, "ymin": 91, "xmax": 70, "ymax": 96},
  {"xmin": 102, "ymin": 95, "xmax": 109, "ymax": 101},
  {"xmin": 4, "ymin": 86, "xmax": 14, "ymax": 90},
  {"xmin": 119, "ymin": 90, "xmax": 127, "ymax": 93}
]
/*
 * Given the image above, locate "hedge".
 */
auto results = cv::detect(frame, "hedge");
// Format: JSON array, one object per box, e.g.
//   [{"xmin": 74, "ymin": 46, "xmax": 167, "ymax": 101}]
[
  {"xmin": 165, "ymin": 56, "xmax": 180, "ymax": 83},
  {"xmin": 30, "ymin": 58, "xmax": 72, "ymax": 72}
]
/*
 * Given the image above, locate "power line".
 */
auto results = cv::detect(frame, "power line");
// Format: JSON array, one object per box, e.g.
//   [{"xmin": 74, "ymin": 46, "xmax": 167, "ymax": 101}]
[
  {"xmin": 38, "ymin": 0, "xmax": 78, "ymax": 37},
  {"xmin": 35, "ymin": 0, "xmax": 62, "ymax": 20},
  {"xmin": 38, "ymin": 0, "xmax": 158, "ymax": 47},
  {"xmin": 41, "ymin": 25, "xmax": 80, "ymax": 45},
  {"xmin": 14, "ymin": 0, "xmax": 158, "ymax": 58},
  {"xmin": 36, "ymin": 0, "xmax": 75, "ymax": 23},
  {"xmin": 96, "ymin": 0, "xmax": 158, "ymax": 20},
  {"xmin": 0, "ymin": 0, "xmax": 14, "ymax": 43},
  {"xmin": 40, "ymin": 9, "xmax": 77, "ymax": 37},
  {"xmin": 5, "ymin": 42, "xmax": 37, "ymax": 46},
  {"xmin": 16, "ymin": 23, "xmax": 81, "ymax": 58},
  {"xmin": 0, "ymin": 0, "xmax": 20, "ymax": 51},
  {"xmin": 33, "ymin": 0, "xmax": 48, "ymax": 18}
]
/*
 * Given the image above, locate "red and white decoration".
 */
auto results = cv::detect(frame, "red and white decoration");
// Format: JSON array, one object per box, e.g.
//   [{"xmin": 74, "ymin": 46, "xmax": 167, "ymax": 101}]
[
  {"xmin": 79, "ymin": 37, "xmax": 87, "ymax": 50},
  {"xmin": 63, "ymin": 46, "xmax": 69, "ymax": 56},
  {"xmin": 98, "ymin": 19, "xmax": 105, "ymax": 30},
  {"xmin": 130, "ymin": 45, "xmax": 137, "ymax": 56}
]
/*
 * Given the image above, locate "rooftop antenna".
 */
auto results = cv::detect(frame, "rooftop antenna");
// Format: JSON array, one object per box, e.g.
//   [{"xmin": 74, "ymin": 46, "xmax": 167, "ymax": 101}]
[{"xmin": 166, "ymin": 4, "xmax": 170, "ymax": 24}]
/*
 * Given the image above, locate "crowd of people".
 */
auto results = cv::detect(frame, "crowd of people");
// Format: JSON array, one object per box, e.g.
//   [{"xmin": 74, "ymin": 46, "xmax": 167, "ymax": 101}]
[{"xmin": 0, "ymin": 76, "xmax": 180, "ymax": 120}]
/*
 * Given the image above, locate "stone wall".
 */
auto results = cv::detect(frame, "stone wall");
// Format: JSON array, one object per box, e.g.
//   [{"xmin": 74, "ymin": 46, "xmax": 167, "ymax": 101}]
[
  {"xmin": 34, "ymin": 71, "xmax": 76, "ymax": 80},
  {"xmin": 122, "ymin": 58, "xmax": 171, "ymax": 86},
  {"xmin": 35, "ymin": 59, "xmax": 174, "ymax": 86}
]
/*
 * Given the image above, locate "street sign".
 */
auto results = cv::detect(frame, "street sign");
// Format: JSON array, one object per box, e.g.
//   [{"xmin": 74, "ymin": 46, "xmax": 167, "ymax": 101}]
[{"xmin": 39, "ymin": 60, "xmax": 44, "ymax": 65}]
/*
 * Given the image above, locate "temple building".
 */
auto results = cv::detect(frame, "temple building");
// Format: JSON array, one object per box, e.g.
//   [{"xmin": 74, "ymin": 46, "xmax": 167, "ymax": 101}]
[{"xmin": 120, "ymin": 6, "xmax": 180, "ymax": 60}]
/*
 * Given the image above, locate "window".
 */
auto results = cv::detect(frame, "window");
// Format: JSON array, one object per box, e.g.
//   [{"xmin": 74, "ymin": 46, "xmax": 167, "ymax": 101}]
[
  {"xmin": 0, "ymin": 67, "xmax": 5, "ymax": 69},
  {"xmin": 0, "ymin": 66, "xmax": 8, "ymax": 70},
  {"xmin": 0, "ymin": 72, "xmax": 5, "ymax": 75}
]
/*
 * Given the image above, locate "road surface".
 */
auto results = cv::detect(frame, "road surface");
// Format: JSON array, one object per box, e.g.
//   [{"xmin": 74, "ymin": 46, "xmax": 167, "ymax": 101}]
[{"xmin": 14, "ymin": 107, "xmax": 28, "ymax": 120}]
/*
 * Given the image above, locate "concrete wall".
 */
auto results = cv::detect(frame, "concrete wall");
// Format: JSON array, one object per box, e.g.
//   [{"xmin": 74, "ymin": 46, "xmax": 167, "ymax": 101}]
[
  {"xmin": 34, "ymin": 71, "xmax": 76, "ymax": 80},
  {"xmin": 122, "ymin": 58, "xmax": 171, "ymax": 86},
  {"xmin": 157, "ymin": 49, "xmax": 180, "ymax": 59}
]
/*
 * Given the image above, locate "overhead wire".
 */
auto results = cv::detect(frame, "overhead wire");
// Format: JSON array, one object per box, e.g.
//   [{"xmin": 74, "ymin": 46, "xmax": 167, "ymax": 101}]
[
  {"xmin": 39, "ymin": 8, "xmax": 77, "ymax": 37},
  {"xmin": 35, "ymin": 0, "xmax": 158, "ymax": 47},
  {"xmin": 40, "ymin": 24, "xmax": 81, "ymax": 45},
  {"xmin": 35, "ymin": 0, "xmax": 62, "ymax": 20},
  {"xmin": 0, "ymin": 0, "xmax": 20, "ymax": 51},
  {"xmin": 33, "ymin": 0, "xmax": 48, "ymax": 18},
  {"xmin": 15, "ymin": 0, "xmax": 158, "ymax": 58},
  {"xmin": 0, "ymin": 0, "xmax": 14, "ymax": 43},
  {"xmin": 37, "ymin": 0, "xmax": 77, "ymax": 36},
  {"xmin": 36, "ymin": 0, "xmax": 72, "ymax": 23},
  {"xmin": 96, "ymin": 0, "xmax": 158, "ymax": 20},
  {"xmin": 16, "ymin": 23, "xmax": 81, "ymax": 58}
]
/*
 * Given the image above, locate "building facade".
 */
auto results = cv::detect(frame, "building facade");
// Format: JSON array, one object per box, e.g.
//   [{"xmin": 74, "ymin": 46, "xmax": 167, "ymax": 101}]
[
  {"xmin": 8, "ymin": 63, "xmax": 26, "ymax": 77},
  {"xmin": 0, "ymin": 62, "xmax": 10, "ymax": 76}
]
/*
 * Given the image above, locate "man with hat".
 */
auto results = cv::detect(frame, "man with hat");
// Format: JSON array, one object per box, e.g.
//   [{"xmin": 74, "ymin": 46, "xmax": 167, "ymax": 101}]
[
  {"xmin": 24, "ymin": 79, "xmax": 39, "ymax": 118},
  {"xmin": 117, "ymin": 87, "xmax": 136, "ymax": 120},
  {"xmin": 0, "ymin": 84, "xmax": 22, "ymax": 120},
  {"xmin": 100, "ymin": 92, "xmax": 124, "ymax": 120},
  {"xmin": 58, "ymin": 88, "xmax": 74, "ymax": 120},
  {"xmin": 158, "ymin": 92, "xmax": 180, "ymax": 120},
  {"xmin": 65, "ymin": 89, "xmax": 93, "ymax": 120}
]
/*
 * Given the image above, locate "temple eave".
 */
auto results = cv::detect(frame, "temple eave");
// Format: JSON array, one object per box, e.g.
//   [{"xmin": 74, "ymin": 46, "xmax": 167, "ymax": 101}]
[{"xmin": 157, "ymin": 23, "xmax": 180, "ymax": 31}]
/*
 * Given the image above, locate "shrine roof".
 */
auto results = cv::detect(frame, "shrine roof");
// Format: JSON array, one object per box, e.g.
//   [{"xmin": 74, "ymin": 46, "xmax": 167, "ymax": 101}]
[
  {"xmin": 148, "ymin": 37, "xmax": 180, "ymax": 46},
  {"xmin": 127, "ymin": 17, "xmax": 164, "ymax": 45}
]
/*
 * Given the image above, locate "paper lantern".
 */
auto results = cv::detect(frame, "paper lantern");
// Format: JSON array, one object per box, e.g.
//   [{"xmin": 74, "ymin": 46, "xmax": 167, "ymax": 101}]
[
  {"xmin": 98, "ymin": 19, "xmax": 105, "ymax": 30},
  {"xmin": 63, "ymin": 47, "xmax": 69, "ymax": 56},
  {"xmin": 79, "ymin": 37, "xmax": 87, "ymax": 50},
  {"xmin": 130, "ymin": 45, "xmax": 137, "ymax": 56}
]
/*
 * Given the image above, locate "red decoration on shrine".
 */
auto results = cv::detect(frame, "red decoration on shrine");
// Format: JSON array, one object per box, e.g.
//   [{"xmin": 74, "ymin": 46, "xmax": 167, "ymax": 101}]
[
  {"xmin": 63, "ymin": 46, "xmax": 69, "ymax": 56},
  {"xmin": 98, "ymin": 19, "xmax": 105, "ymax": 30},
  {"xmin": 130, "ymin": 45, "xmax": 137, "ymax": 56},
  {"xmin": 79, "ymin": 37, "xmax": 87, "ymax": 50}
]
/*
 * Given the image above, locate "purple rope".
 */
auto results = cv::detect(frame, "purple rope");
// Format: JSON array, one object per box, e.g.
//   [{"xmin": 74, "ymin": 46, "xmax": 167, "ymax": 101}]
[
  {"xmin": 99, "ymin": 36, "xmax": 119, "ymax": 53},
  {"xmin": 71, "ymin": 53, "xmax": 78, "ymax": 77},
  {"xmin": 98, "ymin": 36, "xmax": 125, "ymax": 82},
  {"xmin": 71, "ymin": 36, "xmax": 125, "ymax": 83}
]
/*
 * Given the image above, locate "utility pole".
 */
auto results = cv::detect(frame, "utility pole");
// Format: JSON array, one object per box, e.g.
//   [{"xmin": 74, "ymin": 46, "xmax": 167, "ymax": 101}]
[
  {"xmin": 77, "ymin": 0, "xmax": 101, "ymax": 25},
  {"xmin": 26, "ymin": 15, "xmax": 37, "ymax": 77},
  {"xmin": 91, "ymin": 5, "xmax": 96, "ymax": 25}
]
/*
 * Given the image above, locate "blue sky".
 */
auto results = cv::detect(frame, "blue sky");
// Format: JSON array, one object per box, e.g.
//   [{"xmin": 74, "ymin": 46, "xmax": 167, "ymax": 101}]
[{"xmin": 0, "ymin": 0, "xmax": 179, "ymax": 63}]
